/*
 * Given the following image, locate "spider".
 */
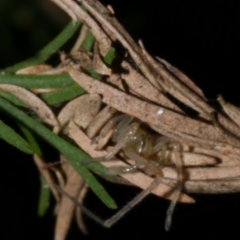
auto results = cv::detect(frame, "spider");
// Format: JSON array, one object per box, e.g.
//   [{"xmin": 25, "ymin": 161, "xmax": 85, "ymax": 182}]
[{"xmin": 55, "ymin": 106, "xmax": 184, "ymax": 231}]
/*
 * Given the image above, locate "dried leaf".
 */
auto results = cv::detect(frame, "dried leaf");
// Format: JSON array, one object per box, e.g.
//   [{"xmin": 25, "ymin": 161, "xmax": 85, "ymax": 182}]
[
  {"xmin": 0, "ymin": 84, "xmax": 59, "ymax": 128},
  {"xmin": 68, "ymin": 66, "xmax": 223, "ymax": 145},
  {"xmin": 54, "ymin": 94, "xmax": 101, "ymax": 133},
  {"xmin": 55, "ymin": 164, "xmax": 85, "ymax": 240},
  {"xmin": 16, "ymin": 64, "xmax": 52, "ymax": 75}
]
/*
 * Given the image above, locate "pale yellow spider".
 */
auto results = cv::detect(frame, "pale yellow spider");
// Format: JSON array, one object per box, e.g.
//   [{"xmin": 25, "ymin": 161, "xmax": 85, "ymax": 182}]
[{"xmin": 55, "ymin": 112, "xmax": 183, "ymax": 231}]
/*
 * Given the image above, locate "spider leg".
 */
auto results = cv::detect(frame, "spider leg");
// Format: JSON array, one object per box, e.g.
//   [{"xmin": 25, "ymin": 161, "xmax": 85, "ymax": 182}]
[
  {"xmin": 107, "ymin": 164, "xmax": 138, "ymax": 174},
  {"xmin": 152, "ymin": 136, "xmax": 170, "ymax": 164},
  {"xmin": 104, "ymin": 176, "xmax": 162, "ymax": 228},
  {"xmin": 165, "ymin": 142, "xmax": 183, "ymax": 231},
  {"xmin": 95, "ymin": 114, "xmax": 133, "ymax": 142},
  {"xmin": 103, "ymin": 122, "xmax": 139, "ymax": 160},
  {"xmin": 124, "ymin": 148, "xmax": 163, "ymax": 176},
  {"xmin": 106, "ymin": 147, "xmax": 163, "ymax": 175},
  {"xmin": 84, "ymin": 121, "xmax": 140, "ymax": 165},
  {"xmin": 54, "ymin": 175, "xmax": 162, "ymax": 228},
  {"xmin": 151, "ymin": 137, "xmax": 183, "ymax": 230}
]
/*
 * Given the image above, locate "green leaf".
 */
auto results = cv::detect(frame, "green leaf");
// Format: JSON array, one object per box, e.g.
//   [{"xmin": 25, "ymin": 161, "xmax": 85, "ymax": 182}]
[
  {"xmin": 4, "ymin": 21, "xmax": 82, "ymax": 73},
  {"xmin": 103, "ymin": 47, "xmax": 116, "ymax": 66},
  {"xmin": 19, "ymin": 125, "xmax": 51, "ymax": 216},
  {"xmin": 38, "ymin": 175, "xmax": 51, "ymax": 216},
  {"xmin": 81, "ymin": 30, "xmax": 95, "ymax": 51},
  {"xmin": 86, "ymin": 69, "xmax": 102, "ymax": 80},
  {"xmin": 41, "ymin": 83, "xmax": 85, "ymax": 105},
  {"xmin": 0, "ymin": 90, "xmax": 27, "ymax": 107},
  {"xmin": 0, "ymin": 73, "xmax": 73, "ymax": 89},
  {"xmin": 0, "ymin": 120, "xmax": 33, "ymax": 154},
  {"xmin": 18, "ymin": 124, "xmax": 43, "ymax": 157},
  {"xmin": 0, "ymin": 97, "xmax": 117, "ymax": 209}
]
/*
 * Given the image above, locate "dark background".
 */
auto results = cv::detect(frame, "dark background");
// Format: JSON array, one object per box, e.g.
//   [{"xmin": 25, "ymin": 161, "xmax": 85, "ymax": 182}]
[{"xmin": 1, "ymin": 0, "xmax": 240, "ymax": 239}]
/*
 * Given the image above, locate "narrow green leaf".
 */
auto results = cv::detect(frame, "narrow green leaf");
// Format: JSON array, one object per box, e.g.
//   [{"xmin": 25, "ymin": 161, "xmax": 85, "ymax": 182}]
[
  {"xmin": 38, "ymin": 175, "xmax": 51, "ymax": 216},
  {"xmin": 0, "ymin": 90, "xmax": 27, "ymax": 107},
  {"xmin": 41, "ymin": 83, "xmax": 85, "ymax": 105},
  {"xmin": 18, "ymin": 124, "xmax": 42, "ymax": 157},
  {"xmin": 4, "ymin": 21, "xmax": 82, "ymax": 73},
  {"xmin": 0, "ymin": 120, "xmax": 33, "ymax": 154},
  {"xmin": 0, "ymin": 73, "xmax": 73, "ymax": 89},
  {"xmin": 19, "ymin": 125, "xmax": 51, "ymax": 216},
  {"xmin": 0, "ymin": 97, "xmax": 117, "ymax": 209},
  {"xmin": 86, "ymin": 69, "xmax": 102, "ymax": 80},
  {"xmin": 81, "ymin": 30, "xmax": 95, "ymax": 51},
  {"xmin": 103, "ymin": 47, "xmax": 116, "ymax": 66}
]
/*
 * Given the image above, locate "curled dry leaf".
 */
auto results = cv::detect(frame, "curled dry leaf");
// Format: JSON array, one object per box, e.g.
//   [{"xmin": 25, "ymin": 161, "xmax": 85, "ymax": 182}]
[
  {"xmin": 155, "ymin": 56, "xmax": 205, "ymax": 99},
  {"xmin": 75, "ymin": 183, "xmax": 89, "ymax": 235},
  {"xmin": 35, "ymin": 65, "xmax": 67, "ymax": 75},
  {"xmin": 58, "ymin": 0, "xmax": 112, "ymax": 55},
  {"xmin": 67, "ymin": 66, "xmax": 223, "ymax": 145},
  {"xmin": 162, "ymin": 165, "xmax": 240, "ymax": 181},
  {"xmin": 218, "ymin": 95, "xmax": 240, "ymax": 127},
  {"xmin": 71, "ymin": 24, "xmax": 88, "ymax": 53},
  {"xmin": 33, "ymin": 154, "xmax": 61, "ymax": 203},
  {"xmin": 77, "ymin": 0, "xmax": 160, "ymax": 88},
  {"xmin": 140, "ymin": 41, "xmax": 240, "ymax": 141},
  {"xmin": 85, "ymin": 105, "xmax": 116, "ymax": 138},
  {"xmin": 93, "ymin": 42, "xmax": 112, "ymax": 75},
  {"xmin": 54, "ymin": 94, "xmax": 102, "ymax": 133},
  {"xmin": 165, "ymin": 151, "xmax": 217, "ymax": 166},
  {"xmin": 120, "ymin": 61, "xmax": 183, "ymax": 113},
  {"xmin": 0, "ymin": 84, "xmax": 60, "ymax": 128},
  {"xmin": 55, "ymin": 163, "xmax": 86, "ymax": 240},
  {"xmin": 16, "ymin": 64, "xmax": 52, "ymax": 75},
  {"xmin": 161, "ymin": 177, "xmax": 240, "ymax": 194}
]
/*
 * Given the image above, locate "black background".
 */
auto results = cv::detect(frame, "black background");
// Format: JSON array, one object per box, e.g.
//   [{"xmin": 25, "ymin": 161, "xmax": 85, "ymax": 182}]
[{"xmin": 1, "ymin": 0, "xmax": 240, "ymax": 239}]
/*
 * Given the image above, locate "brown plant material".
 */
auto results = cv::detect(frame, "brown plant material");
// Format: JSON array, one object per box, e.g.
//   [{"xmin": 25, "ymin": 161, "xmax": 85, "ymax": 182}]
[
  {"xmin": 16, "ymin": 64, "xmax": 52, "ymax": 75},
  {"xmin": 4, "ymin": 0, "xmax": 240, "ymax": 238},
  {"xmin": 68, "ymin": 65, "xmax": 223, "ymax": 145},
  {"xmin": 154, "ymin": 56, "xmax": 205, "ymax": 99},
  {"xmin": 218, "ymin": 94, "xmax": 240, "ymax": 127},
  {"xmin": 162, "ymin": 165, "xmax": 240, "ymax": 181},
  {"xmin": 120, "ymin": 60, "xmax": 183, "ymax": 113},
  {"xmin": 0, "ymin": 84, "xmax": 60, "ymax": 128},
  {"xmin": 33, "ymin": 154, "xmax": 61, "ymax": 202},
  {"xmin": 161, "ymin": 178, "xmax": 240, "ymax": 194},
  {"xmin": 75, "ymin": 183, "xmax": 89, "ymax": 235},
  {"xmin": 53, "ymin": 94, "xmax": 102, "ymax": 133},
  {"xmin": 54, "ymin": 163, "xmax": 86, "ymax": 240}
]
